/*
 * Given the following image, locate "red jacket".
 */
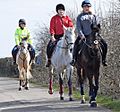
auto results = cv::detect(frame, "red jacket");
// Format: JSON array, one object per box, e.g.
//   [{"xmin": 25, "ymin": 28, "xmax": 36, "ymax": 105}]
[{"xmin": 50, "ymin": 14, "xmax": 73, "ymax": 35}]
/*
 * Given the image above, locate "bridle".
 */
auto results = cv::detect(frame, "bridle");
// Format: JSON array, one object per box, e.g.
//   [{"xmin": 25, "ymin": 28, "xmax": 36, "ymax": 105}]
[
  {"xmin": 57, "ymin": 35, "xmax": 74, "ymax": 49},
  {"xmin": 18, "ymin": 43, "xmax": 29, "ymax": 61},
  {"xmin": 82, "ymin": 32, "xmax": 101, "ymax": 58}
]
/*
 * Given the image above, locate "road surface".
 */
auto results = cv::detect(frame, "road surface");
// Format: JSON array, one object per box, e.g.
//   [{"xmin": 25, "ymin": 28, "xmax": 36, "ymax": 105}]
[{"xmin": 0, "ymin": 77, "xmax": 112, "ymax": 112}]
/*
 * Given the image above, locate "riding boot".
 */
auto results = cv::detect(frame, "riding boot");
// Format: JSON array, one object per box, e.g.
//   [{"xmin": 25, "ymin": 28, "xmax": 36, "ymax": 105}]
[
  {"xmin": 13, "ymin": 55, "xmax": 16, "ymax": 65},
  {"xmin": 100, "ymin": 38, "xmax": 108, "ymax": 66},
  {"xmin": 70, "ymin": 45, "xmax": 78, "ymax": 66},
  {"xmin": 46, "ymin": 40, "xmax": 53, "ymax": 67},
  {"xmin": 70, "ymin": 37, "xmax": 81, "ymax": 66},
  {"xmin": 12, "ymin": 45, "xmax": 18, "ymax": 65},
  {"xmin": 46, "ymin": 59, "xmax": 51, "ymax": 67},
  {"xmin": 28, "ymin": 44, "xmax": 36, "ymax": 66},
  {"xmin": 102, "ymin": 52, "xmax": 108, "ymax": 66}
]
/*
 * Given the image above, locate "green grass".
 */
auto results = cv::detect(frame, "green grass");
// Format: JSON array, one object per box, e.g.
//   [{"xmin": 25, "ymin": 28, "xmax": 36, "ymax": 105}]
[
  {"xmin": 31, "ymin": 82, "xmax": 120, "ymax": 112},
  {"xmin": 97, "ymin": 95, "xmax": 120, "ymax": 112},
  {"xmin": 72, "ymin": 89, "xmax": 120, "ymax": 112},
  {"xmin": 62, "ymin": 87, "xmax": 120, "ymax": 112}
]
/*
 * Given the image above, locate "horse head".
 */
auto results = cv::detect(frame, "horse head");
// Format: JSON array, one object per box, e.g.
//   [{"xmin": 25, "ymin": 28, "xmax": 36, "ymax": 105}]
[
  {"xmin": 64, "ymin": 27, "xmax": 75, "ymax": 48},
  {"xmin": 90, "ymin": 23, "xmax": 101, "ymax": 46},
  {"xmin": 91, "ymin": 23, "xmax": 100, "ymax": 33},
  {"xmin": 19, "ymin": 37, "xmax": 28, "ymax": 54},
  {"xmin": 84, "ymin": 24, "xmax": 101, "ymax": 56}
]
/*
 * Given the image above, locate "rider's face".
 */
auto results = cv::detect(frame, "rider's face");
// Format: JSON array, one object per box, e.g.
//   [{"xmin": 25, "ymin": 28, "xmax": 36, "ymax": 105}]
[
  {"xmin": 58, "ymin": 9, "xmax": 65, "ymax": 17},
  {"xmin": 19, "ymin": 23, "xmax": 25, "ymax": 29},
  {"xmin": 83, "ymin": 6, "xmax": 91, "ymax": 13}
]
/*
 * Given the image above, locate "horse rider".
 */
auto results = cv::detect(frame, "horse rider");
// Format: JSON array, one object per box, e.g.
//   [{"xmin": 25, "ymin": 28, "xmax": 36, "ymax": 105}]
[
  {"xmin": 46, "ymin": 3, "xmax": 74, "ymax": 67},
  {"xmin": 70, "ymin": 0, "xmax": 108, "ymax": 66},
  {"xmin": 12, "ymin": 19, "xmax": 35, "ymax": 65}
]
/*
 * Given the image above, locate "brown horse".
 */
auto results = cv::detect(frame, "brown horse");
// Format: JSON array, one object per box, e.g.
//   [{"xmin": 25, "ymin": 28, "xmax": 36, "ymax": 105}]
[
  {"xmin": 16, "ymin": 38, "xmax": 32, "ymax": 91},
  {"xmin": 76, "ymin": 24, "xmax": 102, "ymax": 107}
]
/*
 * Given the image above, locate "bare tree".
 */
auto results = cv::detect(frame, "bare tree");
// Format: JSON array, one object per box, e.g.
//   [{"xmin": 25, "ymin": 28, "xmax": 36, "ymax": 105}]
[{"xmin": 99, "ymin": 0, "xmax": 120, "ymax": 99}]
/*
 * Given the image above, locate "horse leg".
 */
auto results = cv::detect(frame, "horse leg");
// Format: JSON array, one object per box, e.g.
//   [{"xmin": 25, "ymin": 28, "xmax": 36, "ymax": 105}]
[
  {"xmin": 18, "ymin": 68, "xmax": 23, "ymax": 91},
  {"xmin": 19, "ymin": 80, "xmax": 22, "ymax": 91},
  {"xmin": 88, "ymin": 75, "xmax": 97, "ymax": 107},
  {"xmin": 67, "ymin": 66, "xmax": 73, "ymax": 101},
  {"xmin": 94, "ymin": 74, "xmax": 99, "ymax": 98},
  {"xmin": 48, "ymin": 67, "xmax": 53, "ymax": 94},
  {"xmin": 24, "ymin": 78, "xmax": 29, "ymax": 90},
  {"xmin": 24, "ymin": 69, "xmax": 29, "ymax": 90},
  {"xmin": 24, "ymin": 75, "xmax": 29, "ymax": 90},
  {"xmin": 59, "ymin": 73, "xmax": 64, "ymax": 100},
  {"xmin": 90, "ymin": 73, "xmax": 99, "ymax": 107},
  {"xmin": 77, "ymin": 68, "xmax": 85, "ymax": 104}
]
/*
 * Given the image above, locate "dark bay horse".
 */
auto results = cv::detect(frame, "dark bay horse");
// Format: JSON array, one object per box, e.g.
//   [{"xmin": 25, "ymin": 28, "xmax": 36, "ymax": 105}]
[{"xmin": 76, "ymin": 24, "xmax": 102, "ymax": 107}]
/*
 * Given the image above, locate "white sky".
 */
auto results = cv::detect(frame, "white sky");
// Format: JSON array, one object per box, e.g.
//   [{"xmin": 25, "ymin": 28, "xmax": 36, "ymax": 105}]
[{"xmin": 0, "ymin": 0, "xmax": 108, "ymax": 58}]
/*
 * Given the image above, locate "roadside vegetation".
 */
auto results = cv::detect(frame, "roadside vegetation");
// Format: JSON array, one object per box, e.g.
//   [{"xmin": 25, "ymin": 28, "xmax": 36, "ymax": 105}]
[{"xmin": 32, "ymin": 0, "xmax": 120, "ymax": 111}]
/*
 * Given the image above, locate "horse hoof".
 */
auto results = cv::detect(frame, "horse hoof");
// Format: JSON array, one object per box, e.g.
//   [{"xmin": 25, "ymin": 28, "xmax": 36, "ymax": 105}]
[
  {"xmin": 48, "ymin": 90, "xmax": 53, "ymax": 95},
  {"xmin": 25, "ymin": 87, "xmax": 29, "ymax": 90},
  {"xmin": 81, "ymin": 99, "xmax": 86, "ymax": 104},
  {"xmin": 90, "ymin": 101, "xmax": 97, "ymax": 107},
  {"xmin": 18, "ymin": 88, "xmax": 21, "ymax": 91},
  {"xmin": 69, "ymin": 97, "xmax": 73, "ymax": 101},
  {"xmin": 60, "ymin": 96, "xmax": 64, "ymax": 100}
]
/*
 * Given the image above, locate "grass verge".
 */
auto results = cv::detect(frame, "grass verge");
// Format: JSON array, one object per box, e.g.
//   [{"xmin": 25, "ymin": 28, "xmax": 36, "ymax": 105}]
[{"xmin": 31, "ymin": 82, "xmax": 120, "ymax": 112}]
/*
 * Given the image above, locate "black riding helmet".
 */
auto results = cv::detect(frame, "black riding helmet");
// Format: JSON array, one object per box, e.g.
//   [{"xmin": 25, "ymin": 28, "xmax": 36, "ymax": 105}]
[
  {"xmin": 19, "ymin": 19, "xmax": 26, "ymax": 25},
  {"xmin": 81, "ymin": 0, "xmax": 91, "ymax": 7},
  {"xmin": 56, "ymin": 4, "xmax": 65, "ymax": 12}
]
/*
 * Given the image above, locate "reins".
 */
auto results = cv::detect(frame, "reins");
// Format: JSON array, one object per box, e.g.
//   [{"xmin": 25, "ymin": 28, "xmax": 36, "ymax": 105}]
[{"xmin": 56, "ymin": 35, "xmax": 73, "ymax": 49}]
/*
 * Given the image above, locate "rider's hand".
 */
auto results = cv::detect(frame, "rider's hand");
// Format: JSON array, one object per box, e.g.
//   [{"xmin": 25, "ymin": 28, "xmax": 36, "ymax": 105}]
[{"xmin": 51, "ymin": 36, "xmax": 56, "ymax": 42}]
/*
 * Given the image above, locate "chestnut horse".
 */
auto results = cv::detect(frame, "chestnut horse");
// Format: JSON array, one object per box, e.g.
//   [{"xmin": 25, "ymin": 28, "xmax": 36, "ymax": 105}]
[{"xmin": 16, "ymin": 38, "xmax": 32, "ymax": 91}]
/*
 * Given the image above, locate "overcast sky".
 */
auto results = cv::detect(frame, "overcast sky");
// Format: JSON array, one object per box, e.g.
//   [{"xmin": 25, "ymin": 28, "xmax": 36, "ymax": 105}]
[{"xmin": 0, "ymin": 0, "xmax": 108, "ymax": 58}]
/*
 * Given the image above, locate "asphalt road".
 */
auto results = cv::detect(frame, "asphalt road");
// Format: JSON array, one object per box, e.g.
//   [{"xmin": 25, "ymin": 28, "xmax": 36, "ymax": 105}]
[{"xmin": 0, "ymin": 77, "xmax": 112, "ymax": 112}]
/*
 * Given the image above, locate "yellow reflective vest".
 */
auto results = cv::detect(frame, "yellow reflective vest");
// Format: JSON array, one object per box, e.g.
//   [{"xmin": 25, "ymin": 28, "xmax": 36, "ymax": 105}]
[{"xmin": 15, "ymin": 27, "xmax": 32, "ymax": 45}]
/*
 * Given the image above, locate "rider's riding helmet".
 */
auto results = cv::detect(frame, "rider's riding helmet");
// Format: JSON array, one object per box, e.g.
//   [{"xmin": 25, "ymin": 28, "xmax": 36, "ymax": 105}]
[
  {"xmin": 81, "ymin": 0, "xmax": 91, "ymax": 7},
  {"xmin": 56, "ymin": 4, "xmax": 65, "ymax": 12},
  {"xmin": 19, "ymin": 19, "xmax": 26, "ymax": 25}
]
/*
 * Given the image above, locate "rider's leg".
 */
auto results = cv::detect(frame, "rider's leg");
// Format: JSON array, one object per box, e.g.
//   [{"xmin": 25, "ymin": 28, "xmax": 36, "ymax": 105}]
[
  {"xmin": 100, "ymin": 38, "xmax": 108, "ymax": 66},
  {"xmin": 70, "ymin": 36, "xmax": 81, "ymax": 66},
  {"xmin": 46, "ymin": 39, "xmax": 58, "ymax": 67},
  {"xmin": 12, "ymin": 45, "xmax": 19, "ymax": 64},
  {"xmin": 28, "ymin": 44, "xmax": 35, "ymax": 64},
  {"xmin": 46, "ymin": 40, "xmax": 53, "ymax": 67}
]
